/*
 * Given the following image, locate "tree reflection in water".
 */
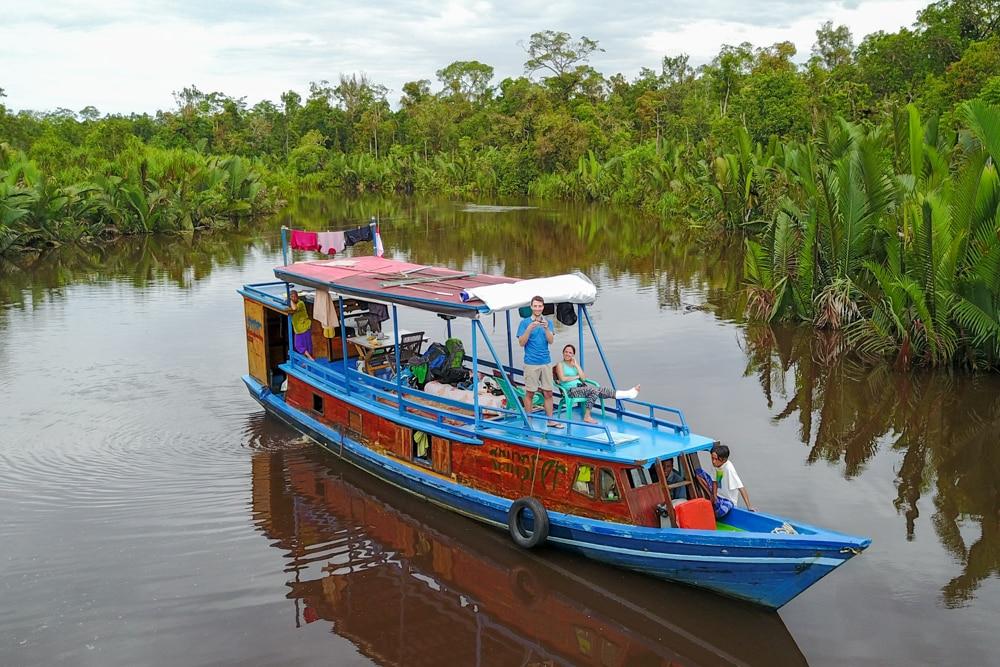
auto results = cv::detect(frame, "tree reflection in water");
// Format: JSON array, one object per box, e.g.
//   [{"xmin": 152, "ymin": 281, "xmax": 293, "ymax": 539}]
[
  {"xmin": 0, "ymin": 227, "xmax": 273, "ymax": 310},
  {"xmin": 2, "ymin": 193, "xmax": 744, "ymax": 317},
  {"xmin": 741, "ymin": 325, "xmax": 1000, "ymax": 607}
]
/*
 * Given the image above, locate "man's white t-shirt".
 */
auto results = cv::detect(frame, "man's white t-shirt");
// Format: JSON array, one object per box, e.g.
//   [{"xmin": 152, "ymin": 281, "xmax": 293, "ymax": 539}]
[{"xmin": 715, "ymin": 460, "xmax": 744, "ymax": 505}]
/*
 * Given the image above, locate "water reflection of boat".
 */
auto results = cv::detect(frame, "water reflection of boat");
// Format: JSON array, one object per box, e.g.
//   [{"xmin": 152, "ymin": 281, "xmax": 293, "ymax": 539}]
[{"xmin": 251, "ymin": 445, "xmax": 808, "ymax": 667}]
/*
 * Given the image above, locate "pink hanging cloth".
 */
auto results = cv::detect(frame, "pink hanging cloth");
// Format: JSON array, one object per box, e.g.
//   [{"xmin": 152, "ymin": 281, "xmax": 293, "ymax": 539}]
[
  {"xmin": 316, "ymin": 231, "xmax": 342, "ymax": 255},
  {"xmin": 290, "ymin": 229, "xmax": 319, "ymax": 251}
]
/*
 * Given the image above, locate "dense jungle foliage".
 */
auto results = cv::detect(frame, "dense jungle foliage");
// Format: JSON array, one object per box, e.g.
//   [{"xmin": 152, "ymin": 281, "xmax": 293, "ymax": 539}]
[{"xmin": 2, "ymin": 0, "xmax": 1000, "ymax": 368}]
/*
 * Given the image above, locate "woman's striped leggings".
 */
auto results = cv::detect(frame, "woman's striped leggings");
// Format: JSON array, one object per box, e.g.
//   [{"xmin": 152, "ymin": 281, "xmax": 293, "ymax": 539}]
[{"xmin": 567, "ymin": 384, "xmax": 615, "ymax": 411}]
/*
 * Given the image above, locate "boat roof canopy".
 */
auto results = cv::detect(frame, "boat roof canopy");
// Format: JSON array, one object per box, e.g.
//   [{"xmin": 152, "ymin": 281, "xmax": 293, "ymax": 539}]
[{"xmin": 273, "ymin": 256, "xmax": 596, "ymax": 318}]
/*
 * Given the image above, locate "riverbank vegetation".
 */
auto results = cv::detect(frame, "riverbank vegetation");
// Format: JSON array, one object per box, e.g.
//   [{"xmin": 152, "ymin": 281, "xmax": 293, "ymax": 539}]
[
  {"xmin": 2, "ymin": 0, "xmax": 999, "ymax": 367},
  {"xmin": 0, "ymin": 138, "xmax": 277, "ymax": 254}
]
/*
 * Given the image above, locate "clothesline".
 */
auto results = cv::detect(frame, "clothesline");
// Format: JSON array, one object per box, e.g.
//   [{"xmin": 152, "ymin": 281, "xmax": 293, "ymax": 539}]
[{"xmin": 286, "ymin": 223, "xmax": 383, "ymax": 257}]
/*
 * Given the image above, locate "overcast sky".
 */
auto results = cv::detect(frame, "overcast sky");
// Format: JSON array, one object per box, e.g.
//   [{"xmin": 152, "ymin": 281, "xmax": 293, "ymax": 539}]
[{"xmin": 0, "ymin": 0, "xmax": 926, "ymax": 115}]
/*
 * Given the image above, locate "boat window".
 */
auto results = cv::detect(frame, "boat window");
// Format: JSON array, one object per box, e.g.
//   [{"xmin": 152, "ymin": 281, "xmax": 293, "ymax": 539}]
[
  {"xmin": 572, "ymin": 465, "xmax": 595, "ymax": 498},
  {"xmin": 625, "ymin": 466, "xmax": 654, "ymax": 489},
  {"xmin": 412, "ymin": 430, "xmax": 432, "ymax": 467},
  {"xmin": 600, "ymin": 468, "xmax": 620, "ymax": 502},
  {"xmin": 348, "ymin": 410, "xmax": 363, "ymax": 436},
  {"xmin": 312, "ymin": 393, "xmax": 324, "ymax": 414}
]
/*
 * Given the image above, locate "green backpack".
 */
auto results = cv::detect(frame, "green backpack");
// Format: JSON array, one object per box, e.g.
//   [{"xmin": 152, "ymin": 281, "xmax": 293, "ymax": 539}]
[{"xmin": 444, "ymin": 337, "xmax": 465, "ymax": 368}]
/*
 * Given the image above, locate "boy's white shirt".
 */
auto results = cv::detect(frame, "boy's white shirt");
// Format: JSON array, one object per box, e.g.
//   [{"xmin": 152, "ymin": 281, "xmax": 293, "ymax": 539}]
[{"xmin": 716, "ymin": 460, "xmax": 744, "ymax": 505}]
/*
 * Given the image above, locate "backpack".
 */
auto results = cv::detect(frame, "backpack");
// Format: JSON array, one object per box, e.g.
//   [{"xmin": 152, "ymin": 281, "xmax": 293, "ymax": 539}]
[
  {"xmin": 443, "ymin": 337, "xmax": 465, "ymax": 368},
  {"xmin": 435, "ymin": 366, "xmax": 472, "ymax": 386},
  {"xmin": 408, "ymin": 342, "xmax": 448, "ymax": 389},
  {"xmin": 556, "ymin": 302, "xmax": 577, "ymax": 326},
  {"xmin": 433, "ymin": 338, "xmax": 470, "ymax": 386}
]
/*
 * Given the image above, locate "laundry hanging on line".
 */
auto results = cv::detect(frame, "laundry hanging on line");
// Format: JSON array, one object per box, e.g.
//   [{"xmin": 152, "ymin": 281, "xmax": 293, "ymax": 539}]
[
  {"xmin": 316, "ymin": 231, "xmax": 346, "ymax": 255},
  {"xmin": 287, "ymin": 225, "xmax": 375, "ymax": 254},
  {"xmin": 289, "ymin": 229, "xmax": 319, "ymax": 251},
  {"xmin": 344, "ymin": 225, "xmax": 372, "ymax": 246}
]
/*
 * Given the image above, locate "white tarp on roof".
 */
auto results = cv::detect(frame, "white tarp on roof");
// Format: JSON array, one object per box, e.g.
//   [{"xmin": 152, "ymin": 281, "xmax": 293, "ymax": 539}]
[{"xmin": 459, "ymin": 272, "xmax": 596, "ymax": 312}]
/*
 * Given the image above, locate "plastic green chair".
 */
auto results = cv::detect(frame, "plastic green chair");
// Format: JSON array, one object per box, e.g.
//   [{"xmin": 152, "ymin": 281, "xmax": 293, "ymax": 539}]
[
  {"xmin": 492, "ymin": 371, "xmax": 544, "ymax": 414},
  {"xmin": 555, "ymin": 378, "xmax": 606, "ymax": 420}
]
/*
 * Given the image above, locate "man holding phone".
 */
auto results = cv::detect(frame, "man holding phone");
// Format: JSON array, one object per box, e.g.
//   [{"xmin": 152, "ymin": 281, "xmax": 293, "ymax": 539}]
[{"xmin": 516, "ymin": 295, "xmax": 561, "ymax": 428}]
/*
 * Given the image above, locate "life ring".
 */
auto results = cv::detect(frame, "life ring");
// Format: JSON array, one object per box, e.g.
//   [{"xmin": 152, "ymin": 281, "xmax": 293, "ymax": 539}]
[{"xmin": 507, "ymin": 497, "xmax": 549, "ymax": 549}]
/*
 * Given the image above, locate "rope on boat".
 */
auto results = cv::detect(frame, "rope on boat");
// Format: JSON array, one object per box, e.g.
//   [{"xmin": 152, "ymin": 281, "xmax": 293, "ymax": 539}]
[{"xmin": 527, "ymin": 438, "xmax": 544, "ymax": 497}]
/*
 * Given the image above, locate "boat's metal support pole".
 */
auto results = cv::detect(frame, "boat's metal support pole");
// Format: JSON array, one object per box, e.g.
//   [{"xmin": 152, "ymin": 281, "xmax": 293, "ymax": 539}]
[
  {"xmin": 281, "ymin": 227, "xmax": 293, "ymax": 360},
  {"xmin": 436, "ymin": 313, "xmax": 455, "ymax": 339},
  {"xmin": 582, "ymin": 305, "xmax": 617, "ymax": 391},
  {"xmin": 471, "ymin": 319, "xmax": 480, "ymax": 430},
  {"xmin": 369, "ymin": 218, "xmax": 377, "ymax": 255},
  {"xmin": 505, "ymin": 310, "xmax": 513, "ymax": 372},
  {"xmin": 577, "ymin": 304, "xmax": 585, "ymax": 369},
  {"xmin": 475, "ymin": 319, "xmax": 533, "ymax": 430},
  {"xmin": 392, "ymin": 304, "xmax": 402, "ymax": 413},
  {"xmin": 339, "ymin": 295, "xmax": 350, "ymax": 394}
]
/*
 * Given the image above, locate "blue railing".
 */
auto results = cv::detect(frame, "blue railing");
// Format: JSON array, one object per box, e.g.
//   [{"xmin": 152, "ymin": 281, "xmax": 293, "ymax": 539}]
[
  {"xmin": 283, "ymin": 354, "xmax": 622, "ymax": 449},
  {"xmin": 607, "ymin": 398, "xmax": 689, "ymax": 434},
  {"xmin": 266, "ymin": 294, "xmax": 691, "ymax": 448},
  {"xmin": 465, "ymin": 357, "xmax": 689, "ymax": 435}
]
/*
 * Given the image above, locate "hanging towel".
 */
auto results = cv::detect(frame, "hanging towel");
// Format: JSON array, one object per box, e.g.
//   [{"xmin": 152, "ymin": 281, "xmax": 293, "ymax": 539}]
[
  {"xmin": 312, "ymin": 288, "xmax": 338, "ymax": 329},
  {"xmin": 290, "ymin": 230, "xmax": 319, "ymax": 251},
  {"xmin": 330, "ymin": 230, "xmax": 346, "ymax": 253},
  {"xmin": 316, "ymin": 231, "xmax": 340, "ymax": 255},
  {"xmin": 344, "ymin": 225, "xmax": 372, "ymax": 246}
]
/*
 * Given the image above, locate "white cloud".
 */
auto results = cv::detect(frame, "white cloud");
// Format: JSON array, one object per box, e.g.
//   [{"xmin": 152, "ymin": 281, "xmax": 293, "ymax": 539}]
[
  {"xmin": 0, "ymin": 0, "xmax": 929, "ymax": 115},
  {"xmin": 637, "ymin": 0, "xmax": 926, "ymax": 66}
]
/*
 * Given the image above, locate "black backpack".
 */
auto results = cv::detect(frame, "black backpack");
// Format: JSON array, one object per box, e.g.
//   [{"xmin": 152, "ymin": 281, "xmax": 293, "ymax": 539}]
[
  {"xmin": 408, "ymin": 342, "xmax": 448, "ymax": 389},
  {"xmin": 434, "ymin": 366, "xmax": 472, "ymax": 386},
  {"xmin": 556, "ymin": 302, "xmax": 577, "ymax": 326}
]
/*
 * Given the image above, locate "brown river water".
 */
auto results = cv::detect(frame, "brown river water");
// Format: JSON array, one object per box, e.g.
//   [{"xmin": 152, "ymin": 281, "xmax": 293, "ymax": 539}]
[{"xmin": 2, "ymin": 195, "xmax": 998, "ymax": 666}]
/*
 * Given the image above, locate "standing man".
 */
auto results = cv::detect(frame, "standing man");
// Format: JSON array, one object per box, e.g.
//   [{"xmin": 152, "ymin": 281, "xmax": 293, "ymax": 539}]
[{"xmin": 516, "ymin": 296, "xmax": 562, "ymax": 428}]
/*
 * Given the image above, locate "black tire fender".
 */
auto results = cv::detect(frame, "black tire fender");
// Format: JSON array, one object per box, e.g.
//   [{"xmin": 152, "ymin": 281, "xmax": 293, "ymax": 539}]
[{"xmin": 507, "ymin": 496, "xmax": 549, "ymax": 549}]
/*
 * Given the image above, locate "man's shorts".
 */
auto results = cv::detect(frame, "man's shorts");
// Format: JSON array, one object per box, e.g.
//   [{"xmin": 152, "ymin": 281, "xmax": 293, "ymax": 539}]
[{"xmin": 523, "ymin": 363, "xmax": 553, "ymax": 392}]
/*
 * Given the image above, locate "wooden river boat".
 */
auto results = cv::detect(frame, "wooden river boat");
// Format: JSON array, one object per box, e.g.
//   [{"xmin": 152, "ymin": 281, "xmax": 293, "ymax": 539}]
[{"xmin": 239, "ymin": 236, "xmax": 870, "ymax": 609}]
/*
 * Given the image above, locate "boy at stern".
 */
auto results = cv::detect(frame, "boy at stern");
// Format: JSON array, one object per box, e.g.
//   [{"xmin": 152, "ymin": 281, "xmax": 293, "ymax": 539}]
[{"xmin": 710, "ymin": 444, "xmax": 754, "ymax": 511}]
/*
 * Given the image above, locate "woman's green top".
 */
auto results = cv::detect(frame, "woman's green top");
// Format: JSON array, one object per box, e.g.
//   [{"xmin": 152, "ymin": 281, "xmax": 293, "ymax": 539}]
[
  {"xmin": 291, "ymin": 300, "xmax": 311, "ymax": 335},
  {"xmin": 560, "ymin": 362, "xmax": 580, "ymax": 379}
]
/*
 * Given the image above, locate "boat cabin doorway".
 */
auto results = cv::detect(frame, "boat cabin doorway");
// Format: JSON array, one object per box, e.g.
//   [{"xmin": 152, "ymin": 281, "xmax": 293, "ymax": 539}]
[{"xmin": 244, "ymin": 297, "xmax": 289, "ymax": 394}]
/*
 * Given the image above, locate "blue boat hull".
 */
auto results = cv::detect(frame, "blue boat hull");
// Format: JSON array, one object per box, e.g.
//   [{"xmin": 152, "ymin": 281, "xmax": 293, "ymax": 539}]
[{"xmin": 245, "ymin": 375, "xmax": 869, "ymax": 609}]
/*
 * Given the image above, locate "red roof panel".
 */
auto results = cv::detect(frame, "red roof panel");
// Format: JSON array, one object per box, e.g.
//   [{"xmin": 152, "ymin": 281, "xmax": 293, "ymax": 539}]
[{"xmin": 273, "ymin": 256, "xmax": 519, "ymax": 316}]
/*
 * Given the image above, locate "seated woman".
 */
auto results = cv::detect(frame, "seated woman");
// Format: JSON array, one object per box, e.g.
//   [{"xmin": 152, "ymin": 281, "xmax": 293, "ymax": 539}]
[{"xmin": 554, "ymin": 344, "xmax": 639, "ymax": 424}]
